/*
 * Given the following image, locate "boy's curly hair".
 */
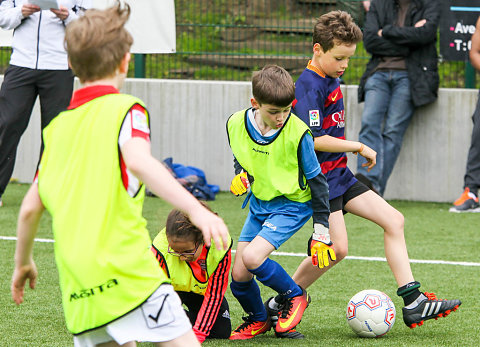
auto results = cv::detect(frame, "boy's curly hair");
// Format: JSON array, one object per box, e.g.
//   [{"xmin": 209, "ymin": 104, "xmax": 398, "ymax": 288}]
[
  {"xmin": 313, "ymin": 10, "xmax": 363, "ymax": 53},
  {"xmin": 65, "ymin": 0, "xmax": 133, "ymax": 82}
]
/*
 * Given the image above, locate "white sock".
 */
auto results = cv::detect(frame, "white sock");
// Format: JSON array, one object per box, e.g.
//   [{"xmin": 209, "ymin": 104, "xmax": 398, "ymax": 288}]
[{"xmin": 269, "ymin": 298, "xmax": 282, "ymax": 311}]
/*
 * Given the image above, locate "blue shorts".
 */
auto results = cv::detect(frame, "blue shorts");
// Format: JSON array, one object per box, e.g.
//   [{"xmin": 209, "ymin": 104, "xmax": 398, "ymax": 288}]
[{"xmin": 239, "ymin": 195, "xmax": 312, "ymax": 249}]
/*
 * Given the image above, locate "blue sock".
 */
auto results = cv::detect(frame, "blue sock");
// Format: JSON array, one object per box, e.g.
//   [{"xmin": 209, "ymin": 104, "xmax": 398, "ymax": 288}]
[
  {"xmin": 249, "ymin": 258, "xmax": 302, "ymax": 299},
  {"xmin": 230, "ymin": 278, "xmax": 268, "ymax": 321}
]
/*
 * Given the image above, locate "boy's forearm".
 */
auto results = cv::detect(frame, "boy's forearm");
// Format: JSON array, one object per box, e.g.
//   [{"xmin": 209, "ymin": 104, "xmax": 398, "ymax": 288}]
[
  {"xmin": 233, "ymin": 156, "xmax": 244, "ymax": 175},
  {"xmin": 307, "ymin": 173, "xmax": 330, "ymax": 228},
  {"xmin": 15, "ymin": 219, "xmax": 39, "ymax": 266},
  {"xmin": 194, "ymin": 251, "xmax": 231, "ymax": 337},
  {"xmin": 137, "ymin": 155, "xmax": 200, "ymax": 211},
  {"xmin": 314, "ymin": 135, "xmax": 361, "ymax": 153},
  {"xmin": 15, "ymin": 185, "xmax": 44, "ymax": 266},
  {"xmin": 122, "ymin": 138, "xmax": 205, "ymax": 213}
]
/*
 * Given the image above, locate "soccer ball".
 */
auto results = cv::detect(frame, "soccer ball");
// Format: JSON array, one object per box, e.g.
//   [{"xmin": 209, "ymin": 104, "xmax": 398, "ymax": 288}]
[{"xmin": 346, "ymin": 289, "xmax": 396, "ymax": 337}]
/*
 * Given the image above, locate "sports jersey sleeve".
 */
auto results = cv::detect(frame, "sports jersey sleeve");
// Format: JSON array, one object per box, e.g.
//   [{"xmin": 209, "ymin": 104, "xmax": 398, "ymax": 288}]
[
  {"xmin": 294, "ymin": 88, "xmax": 328, "ymax": 138},
  {"xmin": 300, "ymin": 135, "xmax": 330, "ymax": 227},
  {"xmin": 299, "ymin": 133, "xmax": 321, "ymax": 179},
  {"xmin": 118, "ymin": 104, "xmax": 150, "ymax": 146},
  {"xmin": 119, "ymin": 104, "xmax": 150, "ymax": 196},
  {"xmin": 307, "ymin": 173, "xmax": 330, "ymax": 228},
  {"xmin": 233, "ymin": 156, "xmax": 244, "ymax": 175},
  {"xmin": 193, "ymin": 249, "xmax": 232, "ymax": 339}
]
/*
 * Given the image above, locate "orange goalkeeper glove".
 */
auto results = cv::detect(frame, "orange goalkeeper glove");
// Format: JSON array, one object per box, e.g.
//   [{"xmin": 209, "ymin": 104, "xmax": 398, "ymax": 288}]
[
  {"xmin": 230, "ymin": 172, "xmax": 250, "ymax": 196},
  {"xmin": 308, "ymin": 224, "xmax": 336, "ymax": 268}
]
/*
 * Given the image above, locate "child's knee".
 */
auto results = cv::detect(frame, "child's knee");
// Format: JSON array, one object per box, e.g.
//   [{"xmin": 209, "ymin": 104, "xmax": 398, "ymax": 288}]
[
  {"xmin": 231, "ymin": 265, "xmax": 251, "ymax": 282},
  {"xmin": 241, "ymin": 247, "xmax": 263, "ymax": 269},
  {"xmin": 334, "ymin": 243, "xmax": 348, "ymax": 261},
  {"xmin": 385, "ymin": 209, "xmax": 405, "ymax": 234}
]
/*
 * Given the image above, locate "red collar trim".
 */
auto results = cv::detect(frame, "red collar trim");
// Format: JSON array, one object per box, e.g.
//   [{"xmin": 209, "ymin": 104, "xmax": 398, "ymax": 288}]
[
  {"xmin": 306, "ymin": 60, "xmax": 326, "ymax": 78},
  {"xmin": 68, "ymin": 85, "xmax": 120, "ymax": 110}
]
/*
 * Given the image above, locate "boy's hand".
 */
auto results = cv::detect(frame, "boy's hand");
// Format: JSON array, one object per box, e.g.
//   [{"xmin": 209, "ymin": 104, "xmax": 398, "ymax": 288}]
[
  {"xmin": 308, "ymin": 224, "xmax": 336, "ymax": 268},
  {"xmin": 353, "ymin": 143, "xmax": 377, "ymax": 171},
  {"xmin": 188, "ymin": 208, "xmax": 230, "ymax": 251},
  {"xmin": 230, "ymin": 172, "xmax": 250, "ymax": 196},
  {"xmin": 11, "ymin": 262, "xmax": 38, "ymax": 305}
]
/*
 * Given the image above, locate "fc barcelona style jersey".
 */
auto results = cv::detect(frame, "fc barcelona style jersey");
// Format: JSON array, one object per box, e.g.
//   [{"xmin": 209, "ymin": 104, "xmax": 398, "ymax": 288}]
[{"xmin": 293, "ymin": 62, "xmax": 357, "ymax": 200}]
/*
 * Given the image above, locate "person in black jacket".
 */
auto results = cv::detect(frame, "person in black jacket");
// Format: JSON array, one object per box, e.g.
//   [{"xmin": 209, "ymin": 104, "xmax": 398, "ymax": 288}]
[{"xmin": 355, "ymin": 0, "xmax": 440, "ymax": 196}]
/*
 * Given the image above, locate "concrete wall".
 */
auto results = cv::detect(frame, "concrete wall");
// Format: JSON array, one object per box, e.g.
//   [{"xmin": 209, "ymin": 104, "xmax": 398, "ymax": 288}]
[{"xmin": 6, "ymin": 77, "xmax": 477, "ymax": 202}]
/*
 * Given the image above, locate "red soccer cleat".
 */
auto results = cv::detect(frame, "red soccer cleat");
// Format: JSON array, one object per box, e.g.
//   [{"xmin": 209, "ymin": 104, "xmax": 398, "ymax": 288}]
[
  {"xmin": 229, "ymin": 316, "xmax": 271, "ymax": 340},
  {"xmin": 275, "ymin": 288, "xmax": 311, "ymax": 333}
]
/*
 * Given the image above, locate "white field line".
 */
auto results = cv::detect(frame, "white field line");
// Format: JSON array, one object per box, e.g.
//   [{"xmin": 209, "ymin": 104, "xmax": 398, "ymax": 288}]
[
  {"xmin": 2, "ymin": 235, "xmax": 479, "ymax": 267},
  {"xmin": 234, "ymin": 250, "xmax": 480, "ymax": 267},
  {"xmin": 1, "ymin": 235, "xmax": 54, "ymax": 243}
]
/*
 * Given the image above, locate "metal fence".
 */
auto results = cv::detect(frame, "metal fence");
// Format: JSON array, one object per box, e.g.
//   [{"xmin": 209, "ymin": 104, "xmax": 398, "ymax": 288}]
[{"xmin": 1, "ymin": 0, "xmax": 478, "ymax": 88}]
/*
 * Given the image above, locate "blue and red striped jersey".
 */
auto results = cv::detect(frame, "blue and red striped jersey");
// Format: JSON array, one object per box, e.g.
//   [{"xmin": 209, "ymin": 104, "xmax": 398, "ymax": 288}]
[{"xmin": 293, "ymin": 62, "xmax": 356, "ymax": 200}]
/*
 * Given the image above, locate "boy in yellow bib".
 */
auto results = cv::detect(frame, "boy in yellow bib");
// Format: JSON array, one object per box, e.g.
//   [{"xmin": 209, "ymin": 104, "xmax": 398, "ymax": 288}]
[
  {"xmin": 152, "ymin": 205, "xmax": 233, "ymax": 343},
  {"xmin": 10, "ymin": 2, "xmax": 229, "ymax": 346},
  {"xmin": 227, "ymin": 65, "xmax": 332, "ymax": 339}
]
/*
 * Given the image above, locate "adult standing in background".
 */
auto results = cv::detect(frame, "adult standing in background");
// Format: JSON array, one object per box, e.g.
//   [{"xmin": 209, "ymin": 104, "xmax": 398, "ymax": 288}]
[
  {"xmin": 450, "ymin": 16, "xmax": 480, "ymax": 213},
  {"xmin": 356, "ymin": 0, "xmax": 440, "ymax": 196},
  {"xmin": 0, "ymin": 0, "xmax": 91, "ymax": 207}
]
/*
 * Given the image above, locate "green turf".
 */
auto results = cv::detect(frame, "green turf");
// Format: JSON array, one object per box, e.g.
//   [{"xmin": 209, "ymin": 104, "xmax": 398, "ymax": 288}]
[{"xmin": 1, "ymin": 183, "xmax": 479, "ymax": 346}]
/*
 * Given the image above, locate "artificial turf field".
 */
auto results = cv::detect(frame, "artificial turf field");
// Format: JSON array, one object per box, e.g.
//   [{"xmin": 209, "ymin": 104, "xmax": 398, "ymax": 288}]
[{"xmin": 1, "ymin": 183, "xmax": 479, "ymax": 346}]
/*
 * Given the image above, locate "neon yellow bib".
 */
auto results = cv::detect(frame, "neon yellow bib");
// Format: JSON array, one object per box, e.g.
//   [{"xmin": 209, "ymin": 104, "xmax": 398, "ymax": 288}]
[
  {"xmin": 39, "ymin": 93, "xmax": 168, "ymax": 334},
  {"xmin": 227, "ymin": 109, "xmax": 312, "ymax": 202},
  {"xmin": 152, "ymin": 228, "xmax": 232, "ymax": 295}
]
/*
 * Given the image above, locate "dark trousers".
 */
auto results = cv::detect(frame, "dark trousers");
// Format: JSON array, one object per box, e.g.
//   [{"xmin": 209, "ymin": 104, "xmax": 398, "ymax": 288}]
[
  {"xmin": 177, "ymin": 291, "xmax": 231, "ymax": 339},
  {"xmin": 464, "ymin": 90, "xmax": 480, "ymax": 193},
  {"xmin": 0, "ymin": 65, "xmax": 74, "ymax": 196}
]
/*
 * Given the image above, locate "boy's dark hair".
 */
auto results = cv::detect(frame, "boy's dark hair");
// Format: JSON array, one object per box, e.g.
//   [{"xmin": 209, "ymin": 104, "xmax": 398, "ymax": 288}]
[
  {"xmin": 165, "ymin": 202, "xmax": 213, "ymax": 244},
  {"xmin": 252, "ymin": 65, "xmax": 295, "ymax": 107},
  {"xmin": 313, "ymin": 10, "xmax": 363, "ymax": 53},
  {"xmin": 65, "ymin": 0, "xmax": 133, "ymax": 82}
]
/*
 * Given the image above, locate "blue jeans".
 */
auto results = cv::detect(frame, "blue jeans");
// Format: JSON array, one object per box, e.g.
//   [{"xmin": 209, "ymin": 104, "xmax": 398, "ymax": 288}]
[{"xmin": 357, "ymin": 70, "xmax": 415, "ymax": 195}]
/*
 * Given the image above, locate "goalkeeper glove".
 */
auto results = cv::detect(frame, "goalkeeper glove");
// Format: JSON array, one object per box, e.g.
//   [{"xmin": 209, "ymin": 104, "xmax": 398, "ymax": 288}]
[
  {"xmin": 230, "ymin": 172, "xmax": 250, "ymax": 196},
  {"xmin": 308, "ymin": 224, "xmax": 336, "ymax": 269}
]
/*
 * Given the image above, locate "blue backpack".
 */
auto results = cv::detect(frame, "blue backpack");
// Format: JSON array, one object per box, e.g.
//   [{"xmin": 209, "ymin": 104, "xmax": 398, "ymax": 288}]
[{"xmin": 161, "ymin": 157, "xmax": 219, "ymax": 201}]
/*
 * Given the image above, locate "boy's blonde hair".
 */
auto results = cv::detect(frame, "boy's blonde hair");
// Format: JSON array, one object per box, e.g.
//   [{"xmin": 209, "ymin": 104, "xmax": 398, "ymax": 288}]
[
  {"xmin": 252, "ymin": 65, "xmax": 295, "ymax": 107},
  {"xmin": 313, "ymin": 10, "xmax": 363, "ymax": 53},
  {"xmin": 65, "ymin": 0, "xmax": 133, "ymax": 82}
]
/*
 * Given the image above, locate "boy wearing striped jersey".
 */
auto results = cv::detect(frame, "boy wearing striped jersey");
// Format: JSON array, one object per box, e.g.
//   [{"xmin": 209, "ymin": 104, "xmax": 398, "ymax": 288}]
[{"xmin": 289, "ymin": 10, "xmax": 461, "ymax": 329}]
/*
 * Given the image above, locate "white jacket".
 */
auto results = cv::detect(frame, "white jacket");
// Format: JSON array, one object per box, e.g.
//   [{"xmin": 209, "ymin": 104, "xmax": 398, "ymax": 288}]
[{"xmin": 0, "ymin": 0, "xmax": 91, "ymax": 70}]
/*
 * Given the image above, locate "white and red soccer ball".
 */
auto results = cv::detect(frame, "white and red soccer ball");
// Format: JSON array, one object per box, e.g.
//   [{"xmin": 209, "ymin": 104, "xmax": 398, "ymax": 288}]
[{"xmin": 346, "ymin": 289, "xmax": 396, "ymax": 337}]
